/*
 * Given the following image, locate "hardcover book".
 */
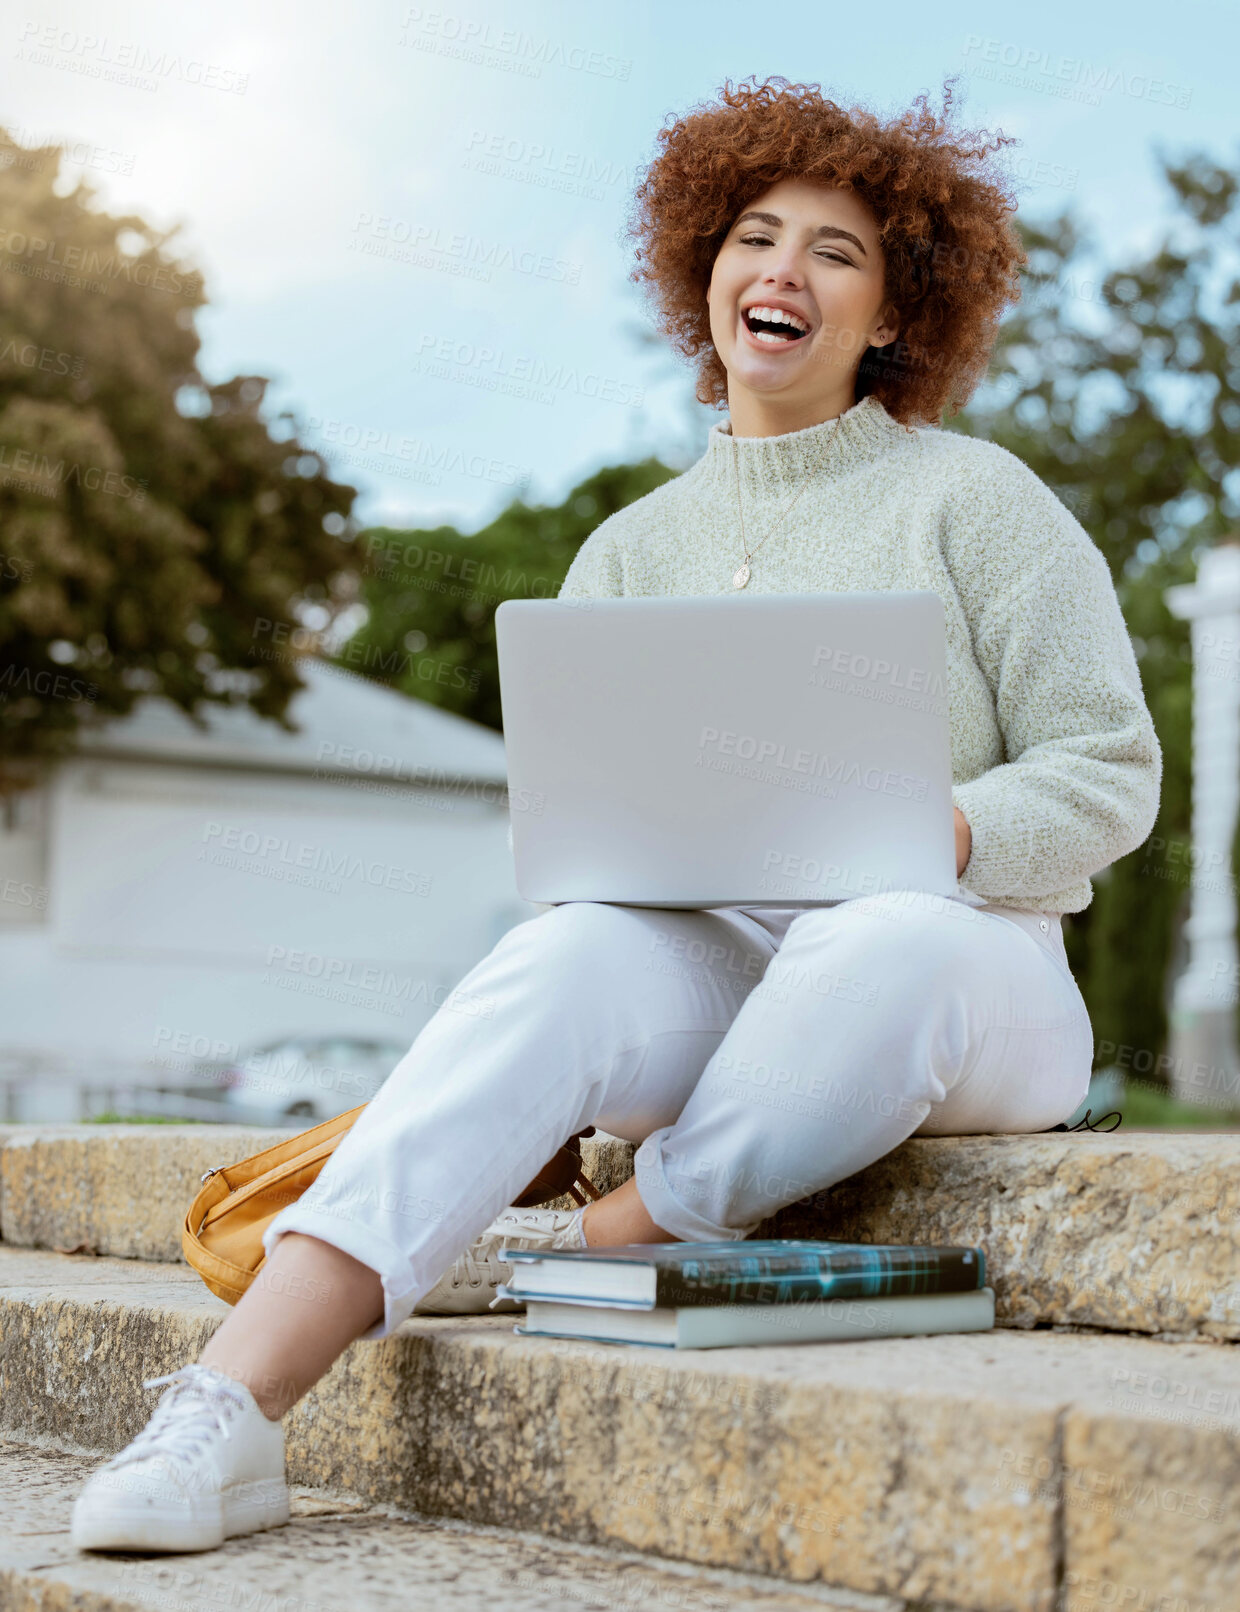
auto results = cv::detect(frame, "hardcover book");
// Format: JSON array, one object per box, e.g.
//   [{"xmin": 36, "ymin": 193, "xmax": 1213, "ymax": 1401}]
[
  {"xmin": 498, "ymin": 1238, "xmax": 986, "ymax": 1310},
  {"xmin": 510, "ymin": 1286, "xmax": 997, "ymax": 1349}
]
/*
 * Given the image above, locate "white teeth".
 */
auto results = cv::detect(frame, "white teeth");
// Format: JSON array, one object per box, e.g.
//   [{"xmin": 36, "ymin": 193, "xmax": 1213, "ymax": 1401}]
[{"xmin": 744, "ymin": 304, "xmax": 810, "ymax": 334}]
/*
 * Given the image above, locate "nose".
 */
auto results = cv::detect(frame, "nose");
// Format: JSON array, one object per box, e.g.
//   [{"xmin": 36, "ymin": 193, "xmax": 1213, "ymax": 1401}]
[{"xmin": 761, "ymin": 249, "xmax": 806, "ymax": 290}]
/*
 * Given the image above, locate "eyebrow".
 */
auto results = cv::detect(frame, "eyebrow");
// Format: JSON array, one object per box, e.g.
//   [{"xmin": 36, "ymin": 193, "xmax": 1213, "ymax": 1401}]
[{"xmin": 732, "ymin": 210, "xmax": 868, "ymax": 256}]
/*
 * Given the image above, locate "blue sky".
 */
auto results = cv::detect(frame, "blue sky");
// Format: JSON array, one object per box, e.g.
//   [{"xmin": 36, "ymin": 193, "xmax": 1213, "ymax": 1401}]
[{"xmin": 7, "ymin": 0, "xmax": 1236, "ymax": 531}]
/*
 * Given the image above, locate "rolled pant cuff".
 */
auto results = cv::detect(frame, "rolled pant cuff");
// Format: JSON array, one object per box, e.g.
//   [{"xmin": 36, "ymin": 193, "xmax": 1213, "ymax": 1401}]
[
  {"xmin": 262, "ymin": 1204, "xmax": 417, "ymax": 1342},
  {"xmin": 631, "ymin": 1130, "xmax": 751, "ymax": 1244}
]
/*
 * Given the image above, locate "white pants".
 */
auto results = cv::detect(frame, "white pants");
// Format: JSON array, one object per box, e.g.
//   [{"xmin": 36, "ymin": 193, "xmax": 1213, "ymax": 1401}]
[{"xmin": 263, "ymin": 891, "xmax": 1093, "ymax": 1339}]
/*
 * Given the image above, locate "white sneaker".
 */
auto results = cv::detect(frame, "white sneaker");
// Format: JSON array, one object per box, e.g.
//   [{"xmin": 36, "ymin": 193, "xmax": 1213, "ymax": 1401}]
[
  {"xmin": 71, "ymin": 1363, "xmax": 290, "ymax": 1554},
  {"xmin": 413, "ymin": 1205, "xmax": 585, "ymax": 1316}
]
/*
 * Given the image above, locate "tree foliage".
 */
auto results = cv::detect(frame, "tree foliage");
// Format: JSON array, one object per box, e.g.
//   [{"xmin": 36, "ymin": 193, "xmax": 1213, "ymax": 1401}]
[
  {"xmin": 341, "ymin": 458, "xmax": 678, "ymax": 731},
  {"xmin": 959, "ymin": 151, "xmax": 1240, "ymax": 1076},
  {"xmin": 0, "ymin": 128, "xmax": 359, "ymax": 786}
]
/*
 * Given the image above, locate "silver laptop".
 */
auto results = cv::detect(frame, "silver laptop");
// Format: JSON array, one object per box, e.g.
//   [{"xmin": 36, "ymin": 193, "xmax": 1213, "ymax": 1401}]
[{"xmin": 494, "ymin": 591, "xmax": 957, "ymax": 908}]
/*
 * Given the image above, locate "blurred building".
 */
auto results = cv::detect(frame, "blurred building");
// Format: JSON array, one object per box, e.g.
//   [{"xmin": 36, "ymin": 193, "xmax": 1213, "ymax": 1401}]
[
  {"xmin": 0, "ymin": 662, "xmax": 536, "ymax": 1113},
  {"xmin": 1165, "ymin": 537, "xmax": 1240, "ymax": 1108}
]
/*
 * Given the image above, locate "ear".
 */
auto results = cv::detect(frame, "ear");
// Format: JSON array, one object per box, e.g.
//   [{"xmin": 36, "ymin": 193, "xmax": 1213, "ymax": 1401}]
[{"xmin": 869, "ymin": 304, "xmax": 900, "ymax": 348}]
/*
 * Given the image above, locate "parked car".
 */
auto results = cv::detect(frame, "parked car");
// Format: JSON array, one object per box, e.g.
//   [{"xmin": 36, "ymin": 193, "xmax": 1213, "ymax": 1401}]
[{"xmin": 219, "ymin": 1035, "xmax": 409, "ymax": 1126}]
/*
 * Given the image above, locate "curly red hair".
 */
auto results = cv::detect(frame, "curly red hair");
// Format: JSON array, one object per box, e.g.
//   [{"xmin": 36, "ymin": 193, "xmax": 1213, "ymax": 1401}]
[{"xmin": 624, "ymin": 76, "xmax": 1025, "ymax": 426}]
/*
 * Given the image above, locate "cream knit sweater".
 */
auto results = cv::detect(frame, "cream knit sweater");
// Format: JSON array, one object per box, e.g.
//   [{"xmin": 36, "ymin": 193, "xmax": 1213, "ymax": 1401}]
[{"xmin": 557, "ymin": 393, "xmax": 1162, "ymax": 916}]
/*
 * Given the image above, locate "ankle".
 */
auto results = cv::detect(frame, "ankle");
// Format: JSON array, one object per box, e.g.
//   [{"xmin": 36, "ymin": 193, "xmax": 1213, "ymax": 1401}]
[
  {"xmin": 250, "ymin": 1389, "xmax": 290, "ymax": 1423},
  {"xmin": 196, "ymin": 1360, "xmax": 292, "ymax": 1422}
]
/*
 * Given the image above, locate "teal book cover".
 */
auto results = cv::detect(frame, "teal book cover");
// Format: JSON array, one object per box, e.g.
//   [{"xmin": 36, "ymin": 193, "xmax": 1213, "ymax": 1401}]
[{"xmin": 502, "ymin": 1239, "xmax": 986, "ymax": 1308}]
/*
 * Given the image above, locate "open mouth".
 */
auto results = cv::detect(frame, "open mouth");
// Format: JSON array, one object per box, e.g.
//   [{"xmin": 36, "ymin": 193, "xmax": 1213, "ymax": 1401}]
[{"xmin": 742, "ymin": 305, "xmax": 811, "ymax": 345}]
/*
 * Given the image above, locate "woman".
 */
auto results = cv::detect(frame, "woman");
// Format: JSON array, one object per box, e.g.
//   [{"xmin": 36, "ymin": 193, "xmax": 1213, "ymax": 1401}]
[{"xmin": 72, "ymin": 77, "xmax": 1161, "ymax": 1554}]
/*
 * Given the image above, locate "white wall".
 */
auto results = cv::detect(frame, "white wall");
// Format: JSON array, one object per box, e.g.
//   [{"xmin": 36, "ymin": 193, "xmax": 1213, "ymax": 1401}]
[{"xmin": 0, "ymin": 757, "xmax": 536, "ymax": 1079}]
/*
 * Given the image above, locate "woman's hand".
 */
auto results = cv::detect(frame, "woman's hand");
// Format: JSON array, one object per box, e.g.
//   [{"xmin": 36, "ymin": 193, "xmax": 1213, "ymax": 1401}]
[{"xmin": 954, "ymin": 807, "xmax": 972, "ymax": 879}]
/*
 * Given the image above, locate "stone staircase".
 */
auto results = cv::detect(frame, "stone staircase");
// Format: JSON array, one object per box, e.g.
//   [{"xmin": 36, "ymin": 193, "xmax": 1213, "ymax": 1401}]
[
  {"xmin": 0, "ymin": 1122, "xmax": 1237, "ymax": 1611},
  {"xmin": 0, "ymin": 1439, "xmax": 862, "ymax": 1612}
]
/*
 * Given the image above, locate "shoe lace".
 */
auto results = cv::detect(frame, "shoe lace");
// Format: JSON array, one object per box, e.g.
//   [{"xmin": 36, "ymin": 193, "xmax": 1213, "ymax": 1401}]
[
  {"xmin": 452, "ymin": 1207, "xmax": 577, "ymax": 1291},
  {"xmin": 101, "ymin": 1364, "xmax": 252, "ymax": 1474},
  {"xmin": 497, "ymin": 1206, "xmax": 584, "ymax": 1256},
  {"xmin": 451, "ymin": 1240, "xmax": 492, "ymax": 1290},
  {"xmin": 484, "ymin": 1207, "xmax": 582, "ymax": 1313}
]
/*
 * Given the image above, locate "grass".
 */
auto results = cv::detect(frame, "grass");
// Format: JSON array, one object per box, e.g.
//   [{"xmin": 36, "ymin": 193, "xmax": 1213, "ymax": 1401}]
[
  {"xmin": 47, "ymin": 1082, "xmax": 1240, "ymax": 1133},
  {"xmin": 1112, "ymin": 1081, "xmax": 1240, "ymax": 1130},
  {"xmin": 1070, "ymin": 1068, "xmax": 1240, "ymax": 1130},
  {"xmin": 84, "ymin": 1112, "xmax": 204, "ymax": 1125}
]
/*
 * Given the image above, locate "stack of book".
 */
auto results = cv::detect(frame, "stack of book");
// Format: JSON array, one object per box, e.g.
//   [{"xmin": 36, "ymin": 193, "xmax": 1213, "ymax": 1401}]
[{"xmin": 496, "ymin": 1238, "xmax": 994, "ymax": 1349}]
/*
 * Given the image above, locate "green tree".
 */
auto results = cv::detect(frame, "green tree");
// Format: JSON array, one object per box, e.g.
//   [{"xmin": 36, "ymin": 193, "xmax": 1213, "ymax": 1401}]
[
  {"xmin": 960, "ymin": 151, "xmax": 1240, "ymax": 1078},
  {"xmin": 0, "ymin": 129, "xmax": 358, "ymax": 787},
  {"xmin": 341, "ymin": 457, "xmax": 678, "ymax": 730}
]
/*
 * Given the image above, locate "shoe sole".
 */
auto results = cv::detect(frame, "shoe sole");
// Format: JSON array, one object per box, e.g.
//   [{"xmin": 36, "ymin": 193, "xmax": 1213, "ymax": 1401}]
[
  {"xmin": 72, "ymin": 1478, "xmax": 290, "ymax": 1553},
  {"xmin": 413, "ymin": 1290, "xmax": 525, "ymax": 1315}
]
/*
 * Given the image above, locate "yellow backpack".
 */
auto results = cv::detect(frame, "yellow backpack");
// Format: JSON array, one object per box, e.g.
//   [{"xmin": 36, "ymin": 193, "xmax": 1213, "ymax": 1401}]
[{"xmin": 182, "ymin": 1105, "xmax": 600, "ymax": 1305}]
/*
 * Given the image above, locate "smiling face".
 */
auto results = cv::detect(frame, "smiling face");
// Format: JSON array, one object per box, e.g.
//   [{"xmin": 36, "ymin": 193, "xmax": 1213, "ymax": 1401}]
[{"xmin": 707, "ymin": 177, "xmax": 898, "ymax": 435}]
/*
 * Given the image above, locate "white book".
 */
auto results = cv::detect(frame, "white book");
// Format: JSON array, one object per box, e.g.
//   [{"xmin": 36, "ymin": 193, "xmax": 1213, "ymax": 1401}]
[{"xmin": 511, "ymin": 1285, "xmax": 995, "ymax": 1350}]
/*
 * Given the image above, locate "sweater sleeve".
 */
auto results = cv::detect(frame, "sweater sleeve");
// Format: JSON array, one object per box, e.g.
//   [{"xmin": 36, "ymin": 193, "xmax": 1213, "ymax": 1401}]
[
  {"xmin": 558, "ymin": 524, "xmax": 626, "ymax": 600},
  {"xmin": 947, "ymin": 454, "xmax": 1163, "ymax": 905}
]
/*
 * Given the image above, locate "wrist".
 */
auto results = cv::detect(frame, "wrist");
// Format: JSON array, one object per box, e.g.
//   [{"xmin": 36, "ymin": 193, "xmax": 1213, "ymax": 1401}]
[{"xmin": 954, "ymin": 806, "xmax": 972, "ymax": 878}]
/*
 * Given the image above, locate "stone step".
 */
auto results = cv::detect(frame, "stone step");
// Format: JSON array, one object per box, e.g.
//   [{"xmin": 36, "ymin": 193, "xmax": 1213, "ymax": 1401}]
[
  {"xmin": 0, "ymin": 1122, "xmax": 636, "ymax": 1256},
  {"xmin": 3, "ymin": 1123, "xmax": 1238, "ymax": 1338},
  {"xmin": 0, "ymin": 1438, "xmax": 879, "ymax": 1612},
  {"xmin": 2, "ymin": 1246, "xmax": 1237, "ymax": 1612}
]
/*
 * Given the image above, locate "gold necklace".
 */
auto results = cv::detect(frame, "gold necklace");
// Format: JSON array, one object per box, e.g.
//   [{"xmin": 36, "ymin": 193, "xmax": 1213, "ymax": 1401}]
[{"xmin": 730, "ymin": 412, "xmax": 842, "ymax": 589}]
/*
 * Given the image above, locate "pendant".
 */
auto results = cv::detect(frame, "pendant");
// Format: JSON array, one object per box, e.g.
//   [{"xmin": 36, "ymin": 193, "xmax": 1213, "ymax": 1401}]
[{"xmin": 732, "ymin": 562, "xmax": 750, "ymax": 589}]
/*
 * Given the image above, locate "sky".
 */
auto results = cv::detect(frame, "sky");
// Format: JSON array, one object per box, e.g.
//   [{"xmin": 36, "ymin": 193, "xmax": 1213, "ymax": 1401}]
[{"xmin": 5, "ymin": 0, "xmax": 1236, "ymax": 533}]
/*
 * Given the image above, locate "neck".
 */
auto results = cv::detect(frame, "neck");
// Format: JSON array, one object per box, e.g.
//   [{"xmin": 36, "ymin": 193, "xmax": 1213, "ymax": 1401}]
[
  {"xmin": 724, "ymin": 380, "xmax": 858, "ymax": 439},
  {"xmin": 697, "ymin": 393, "xmax": 910, "ymax": 500}
]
